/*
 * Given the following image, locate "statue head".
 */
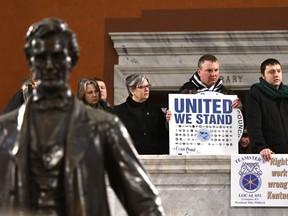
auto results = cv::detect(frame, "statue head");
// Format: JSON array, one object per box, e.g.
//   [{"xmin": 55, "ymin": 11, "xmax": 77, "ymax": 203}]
[{"xmin": 24, "ymin": 17, "xmax": 79, "ymax": 92}]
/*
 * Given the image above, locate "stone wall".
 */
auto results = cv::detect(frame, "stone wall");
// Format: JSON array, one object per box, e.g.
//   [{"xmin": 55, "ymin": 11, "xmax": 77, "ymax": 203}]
[
  {"xmin": 110, "ymin": 31, "xmax": 288, "ymax": 106},
  {"xmin": 107, "ymin": 155, "xmax": 288, "ymax": 216}
]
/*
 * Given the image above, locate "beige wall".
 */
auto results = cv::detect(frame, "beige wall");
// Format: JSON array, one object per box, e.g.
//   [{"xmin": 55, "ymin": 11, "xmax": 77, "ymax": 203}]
[{"xmin": 1, "ymin": 1, "xmax": 288, "ymax": 110}]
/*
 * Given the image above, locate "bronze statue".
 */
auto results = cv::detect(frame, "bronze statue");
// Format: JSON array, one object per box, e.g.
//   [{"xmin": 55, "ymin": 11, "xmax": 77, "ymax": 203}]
[{"xmin": 0, "ymin": 17, "xmax": 165, "ymax": 216}]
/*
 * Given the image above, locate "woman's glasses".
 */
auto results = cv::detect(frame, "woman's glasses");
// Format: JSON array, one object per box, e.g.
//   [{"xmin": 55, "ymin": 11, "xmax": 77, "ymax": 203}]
[{"xmin": 136, "ymin": 84, "xmax": 151, "ymax": 89}]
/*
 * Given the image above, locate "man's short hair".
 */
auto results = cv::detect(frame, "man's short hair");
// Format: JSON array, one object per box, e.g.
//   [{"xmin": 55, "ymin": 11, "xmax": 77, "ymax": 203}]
[
  {"xmin": 260, "ymin": 58, "xmax": 281, "ymax": 74},
  {"xmin": 198, "ymin": 54, "xmax": 218, "ymax": 68}
]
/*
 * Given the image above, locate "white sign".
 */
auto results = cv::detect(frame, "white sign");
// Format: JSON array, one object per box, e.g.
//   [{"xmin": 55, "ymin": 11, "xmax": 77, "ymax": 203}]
[
  {"xmin": 168, "ymin": 92, "xmax": 243, "ymax": 155},
  {"xmin": 231, "ymin": 154, "xmax": 288, "ymax": 206}
]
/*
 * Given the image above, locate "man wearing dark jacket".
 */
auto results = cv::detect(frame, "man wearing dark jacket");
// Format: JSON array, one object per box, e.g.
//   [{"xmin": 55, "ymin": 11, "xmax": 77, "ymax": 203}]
[
  {"xmin": 166, "ymin": 54, "xmax": 242, "ymax": 121},
  {"xmin": 245, "ymin": 58, "xmax": 288, "ymax": 161},
  {"xmin": 179, "ymin": 54, "xmax": 242, "ymax": 108},
  {"xmin": 0, "ymin": 17, "xmax": 165, "ymax": 216}
]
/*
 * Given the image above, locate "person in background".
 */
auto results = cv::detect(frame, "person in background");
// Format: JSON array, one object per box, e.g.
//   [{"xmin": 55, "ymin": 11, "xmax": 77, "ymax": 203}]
[
  {"xmin": 2, "ymin": 75, "xmax": 36, "ymax": 114},
  {"xmin": 238, "ymin": 128, "xmax": 251, "ymax": 154},
  {"xmin": 245, "ymin": 58, "xmax": 288, "ymax": 161},
  {"xmin": 77, "ymin": 78, "xmax": 103, "ymax": 109},
  {"xmin": 93, "ymin": 77, "xmax": 108, "ymax": 102},
  {"xmin": 0, "ymin": 17, "xmax": 165, "ymax": 215},
  {"xmin": 93, "ymin": 77, "xmax": 112, "ymax": 111},
  {"xmin": 113, "ymin": 74, "xmax": 169, "ymax": 155},
  {"xmin": 166, "ymin": 54, "xmax": 242, "ymax": 121}
]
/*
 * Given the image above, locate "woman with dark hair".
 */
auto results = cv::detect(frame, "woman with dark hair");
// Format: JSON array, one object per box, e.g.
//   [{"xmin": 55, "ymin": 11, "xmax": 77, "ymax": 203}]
[
  {"xmin": 93, "ymin": 77, "xmax": 112, "ymax": 111},
  {"xmin": 113, "ymin": 73, "xmax": 169, "ymax": 155}
]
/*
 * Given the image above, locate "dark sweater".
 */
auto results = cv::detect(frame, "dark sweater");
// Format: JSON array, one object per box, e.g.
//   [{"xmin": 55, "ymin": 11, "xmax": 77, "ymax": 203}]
[{"xmin": 113, "ymin": 97, "xmax": 169, "ymax": 155}]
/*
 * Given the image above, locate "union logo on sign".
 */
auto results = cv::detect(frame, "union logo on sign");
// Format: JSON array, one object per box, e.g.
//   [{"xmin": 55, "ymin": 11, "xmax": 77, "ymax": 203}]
[{"xmin": 238, "ymin": 162, "xmax": 262, "ymax": 193}]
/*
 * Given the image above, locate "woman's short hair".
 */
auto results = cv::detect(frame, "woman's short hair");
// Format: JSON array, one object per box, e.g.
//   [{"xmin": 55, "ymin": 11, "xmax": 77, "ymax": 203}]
[
  {"xmin": 125, "ymin": 74, "xmax": 149, "ymax": 96},
  {"xmin": 77, "ymin": 78, "xmax": 100, "ymax": 104}
]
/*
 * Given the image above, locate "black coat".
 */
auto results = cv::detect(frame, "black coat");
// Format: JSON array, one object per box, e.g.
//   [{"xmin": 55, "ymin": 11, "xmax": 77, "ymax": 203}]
[
  {"xmin": 2, "ymin": 85, "xmax": 33, "ymax": 114},
  {"xmin": 245, "ymin": 85, "xmax": 288, "ymax": 153},
  {"xmin": 113, "ymin": 97, "xmax": 169, "ymax": 155}
]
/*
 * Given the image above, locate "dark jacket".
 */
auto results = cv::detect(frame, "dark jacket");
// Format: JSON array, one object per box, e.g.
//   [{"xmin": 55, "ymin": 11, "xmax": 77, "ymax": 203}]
[
  {"xmin": 245, "ymin": 85, "xmax": 288, "ymax": 153},
  {"xmin": 0, "ymin": 96, "xmax": 164, "ymax": 216},
  {"xmin": 2, "ymin": 84, "xmax": 33, "ymax": 114},
  {"xmin": 113, "ymin": 97, "xmax": 169, "ymax": 155},
  {"xmin": 98, "ymin": 99, "xmax": 113, "ymax": 112}
]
